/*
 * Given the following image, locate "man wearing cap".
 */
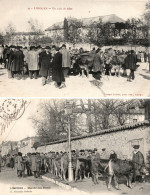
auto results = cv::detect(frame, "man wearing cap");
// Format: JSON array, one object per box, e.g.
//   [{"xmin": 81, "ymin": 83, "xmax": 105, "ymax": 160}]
[
  {"xmin": 61, "ymin": 44, "xmax": 71, "ymax": 77},
  {"xmin": 39, "ymin": 46, "xmax": 52, "ymax": 86},
  {"xmin": 132, "ymin": 145, "xmax": 144, "ymax": 182}
]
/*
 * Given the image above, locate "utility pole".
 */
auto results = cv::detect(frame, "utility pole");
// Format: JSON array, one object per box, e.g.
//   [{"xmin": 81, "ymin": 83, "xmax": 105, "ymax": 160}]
[
  {"xmin": 148, "ymin": 20, "xmax": 150, "ymax": 71},
  {"xmin": 65, "ymin": 100, "xmax": 73, "ymax": 182}
]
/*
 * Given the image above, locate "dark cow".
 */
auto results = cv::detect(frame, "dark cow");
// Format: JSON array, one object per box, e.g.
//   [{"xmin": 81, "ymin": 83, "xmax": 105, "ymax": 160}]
[
  {"xmin": 100, "ymin": 159, "xmax": 148, "ymax": 190},
  {"xmin": 74, "ymin": 157, "xmax": 91, "ymax": 181},
  {"xmin": 106, "ymin": 159, "xmax": 134, "ymax": 190},
  {"xmin": 89, "ymin": 157, "xmax": 148, "ymax": 190}
]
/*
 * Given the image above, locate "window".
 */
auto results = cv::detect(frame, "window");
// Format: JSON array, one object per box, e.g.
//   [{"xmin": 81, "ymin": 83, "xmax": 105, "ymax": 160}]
[{"xmin": 133, "ymin": 119, "xmax": 137, "ymax": 123}]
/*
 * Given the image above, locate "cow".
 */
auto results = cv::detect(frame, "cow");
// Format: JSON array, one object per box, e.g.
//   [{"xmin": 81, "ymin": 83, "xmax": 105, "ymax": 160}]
[
  {"xmin": 90, "ymin": 157, "xmax": 146, "ymax": 190},
  {"xmin": 106, "ymin": 159, "xmax": 134, "ymax": 190},
  {"xmin": 110, "ymin": 54, "xmax": 127, "ymax": 77},
  {"xmin": 102, "ymin": 159, "xmax": 149, "ymax": 191},
  {"xmin": 74, "ymin": 157, "xmax": 90, "ymax": 181},
  {"xmin": 60, "ymin": 153, "xmax": 68, "ymax": 181}
]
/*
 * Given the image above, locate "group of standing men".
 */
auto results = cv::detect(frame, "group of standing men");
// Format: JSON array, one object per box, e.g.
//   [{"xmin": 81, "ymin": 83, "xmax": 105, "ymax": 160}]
[
  {"xmin": 0, "ymin": 144, "xmax": 146, "ymax": 185},
  {"xmin": 0, "ymin": 44, "xmax": 71, "ymax": 88}
]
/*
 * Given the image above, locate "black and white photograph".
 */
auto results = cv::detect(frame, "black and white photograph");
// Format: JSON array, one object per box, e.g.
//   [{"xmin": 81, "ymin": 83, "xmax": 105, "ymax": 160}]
[
  {"xmin": 0, "ymin": 0, "xmax": 149, "ymax": 97},
  {"xmin": 0, "ymin": 98, "xmax": 150, "ymax": 195}
]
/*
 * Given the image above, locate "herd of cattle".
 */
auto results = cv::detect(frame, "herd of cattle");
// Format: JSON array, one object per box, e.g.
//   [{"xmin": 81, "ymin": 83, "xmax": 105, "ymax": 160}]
[
  {"xmin": 39, "ymin": 151, "xmax": 149, "ymax": 190},
  {"xmin": 2, "ymin": 148, "xmax": 149, "ymax": 190},
  {"xmin": 70, "ymin": 48, "xmax": 138, "ymax": 79}
]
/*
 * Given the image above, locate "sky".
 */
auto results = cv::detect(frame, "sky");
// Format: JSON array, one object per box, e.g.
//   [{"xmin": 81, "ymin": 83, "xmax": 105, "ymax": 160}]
[
  {"xmin": 0, "ymin": 0, "xmax": 148, "ymax": 32},
  {"xmin": 0, "ymin": 99, "xmax": 65, "ymax": 143},
  {"xmin": 0, "ymin": 99, "xmax": 39, "ymax": 143},
  {"xmin": 0, "ymin": 99, "xmax": 85, "ymax": 143}
]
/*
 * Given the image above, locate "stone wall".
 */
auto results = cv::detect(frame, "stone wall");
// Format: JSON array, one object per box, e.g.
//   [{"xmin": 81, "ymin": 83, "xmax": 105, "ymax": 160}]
[{"xmin": 20, "ymin": 123, "xmax": 150, "ymax": 162}]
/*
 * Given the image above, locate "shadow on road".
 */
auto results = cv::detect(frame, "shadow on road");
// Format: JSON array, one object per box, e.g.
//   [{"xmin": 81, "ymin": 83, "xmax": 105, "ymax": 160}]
[
  {"xmin": 139, "ymin": 74, "xmax": 150, "ymax": 80},
  {"xmin": 142, "ymin": 69, "xmax": 150, "ymax": 74},
  {"xmin": 0, "ymin": 73, "xmax": 6, "ymax": 76},
  {"xmin": 90, "ymin": 80, "xmax": 105, "ymax": 96}
]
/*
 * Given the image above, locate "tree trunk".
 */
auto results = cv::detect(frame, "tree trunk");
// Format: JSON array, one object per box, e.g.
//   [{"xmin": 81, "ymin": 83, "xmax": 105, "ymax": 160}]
[
  {"xmin": 145, "ymin": 100, "xmax": 150, "ymax": 120},
  {"xmin": 80, "ymin": 100, "xmax": 93, "ymax": 133}
]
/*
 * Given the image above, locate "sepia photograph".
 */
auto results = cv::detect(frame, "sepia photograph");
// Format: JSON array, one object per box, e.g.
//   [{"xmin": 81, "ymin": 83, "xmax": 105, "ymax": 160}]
[
  {"xmin": 0, "ymin": 0, "xmax": 149, "ymax": 97},
  {"xmin": 0, "ymin": 98, "xmax": 150, "ymax": 195},
  {"xmin": 0, "ymin": 0, "xmax": 150, "ymax": 195}
]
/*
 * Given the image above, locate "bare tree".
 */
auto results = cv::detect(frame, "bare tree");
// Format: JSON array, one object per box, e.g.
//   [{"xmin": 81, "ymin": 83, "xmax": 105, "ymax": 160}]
[{"xmin": 30, "ymin": 99, "xmax": 144, "ymax": 144}]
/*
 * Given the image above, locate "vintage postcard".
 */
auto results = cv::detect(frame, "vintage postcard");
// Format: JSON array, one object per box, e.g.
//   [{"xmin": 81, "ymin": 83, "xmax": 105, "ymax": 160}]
[
  {"xmin": 0, "ymin": 0, "xmax": 149, "ymax": 97},
  {"xmin": 0, "ymin": 98, "xmax": 150, "ymax": 195}
]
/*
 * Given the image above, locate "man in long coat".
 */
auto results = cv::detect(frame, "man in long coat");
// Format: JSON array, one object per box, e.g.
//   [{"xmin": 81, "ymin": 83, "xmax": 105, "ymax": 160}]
[
  {"xmin": 0, "ymin": 150, "xmax": 2, "ymax": 172},
  {"xmin": 124, "ymin": 50, "xmax": 137, "ymax": 81},
  {"xmin": 0, "ymin": 45, "xmax": 4, "ymax": 67},
  {"xmin": 26, "ymin": 153, "xmax": 32, "ymax": 176},
  {"xmin": 31, "ymin": 153, "xmax": 41, "ymax": 178},
  {"xmin": 52, "ymin": 46, "xmax": 65, "ymax": 88},
  {"xmin": 22, "ymin": 47, "xmax": 29, "ymax": 76},
  {"xmin": 6, "ymin": 46, "xmax": 15, "ymax": 78},
  {"xmin": 148, "ymin": 51, "xmax": 150, "ymax": 71},
  {"xmin": 61, "ymin": 44, "xmax": 71, "ymax": 77},
  {"xmin": 16, "ymin": 152, "xmax": 23, "ymax": 177},
  {"xmin": 92, "ymin": 50, "xmax": 103, "ymax": 80},
  {"xmin": 27, "ymin": 46, "xmax": 41, "ymax": 79},
  {"xmin": 132, "ymin": 145, "xmax": 144, "ymax": 182},
  {"xmin": 11, "ymin": 46, "xmax": 24, "ymax": 79},
  {"xmin": 39, "ymin": 46, "xmax": 52, "ymax": 86}
]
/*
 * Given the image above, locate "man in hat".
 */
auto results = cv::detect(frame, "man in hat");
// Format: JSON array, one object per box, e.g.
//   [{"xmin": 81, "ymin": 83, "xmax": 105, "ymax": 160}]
[
  {"xmin": 0, "ymin": 150, "xmax": 2, "ymax": 172},
  {"xmin": 22, "ymin": 47, "xmax": 29, "ymax": 77},
  {"xmin": 52, "ymin": 46, "xmax": 66, "ymax": 88},
  {"xmin": 31, "ymin": 153, "xmax": 37, "ymax": 178},
  {"xmin": 132, "ymin": 145, "xmax": 144, "ymax": 182},
  {"xmin": 11, "ymin": 46, "xmax": 24, "ymax": 79},
  {"xmin": 0, "ymin": 45, "xmax": 4, "ymax": 68},
  {"xmin": 6, "ymin": 45, "xmax": 15, "ymax": 78},
  {"xmin": 124, "ymin": 50, "xmax": 137, "ymax": 81},
  {"xmin": 39, "ymin": 46, "xmax": 52, "ymax": 86},
  {"xmin": 61, "ymin": 44, "xmax": 71, "ymax": 77},
  {"xmin": 148, "ymin": 49, "xmax": 150, "ymax": 71},
  {"xmin": 100, "ymin": 148, "xmax": 107, "ymax": 159},
  {"xmin": 26, "ymin": 153, "xmax": 32, "ymax": 176},
  {"xmin": 27, "ymin": 46, "xmax": 41, "ymax": 79},
  {"xmin": 3, "ymin": 45, "xmax": 9, "ymax": 67},
  {"xmin": 16, "ymin": 152, "xmax": 23, "ymax": 177}
]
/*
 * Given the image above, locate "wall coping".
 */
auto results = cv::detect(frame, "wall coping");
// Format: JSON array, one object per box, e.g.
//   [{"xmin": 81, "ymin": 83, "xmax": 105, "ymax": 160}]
[{"xmin": 38, "ymin": 120, "xmax": 150, "ymax": 147}]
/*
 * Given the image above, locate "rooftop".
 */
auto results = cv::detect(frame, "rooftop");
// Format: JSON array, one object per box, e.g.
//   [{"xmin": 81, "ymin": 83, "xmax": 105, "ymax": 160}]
[
  {"xmin": 7, "ymin": 32, "xmax": 44, "ymax": 36},
  {"xmin": 45, "ymin": 14, "xmax": 125, "ymax": 31}
]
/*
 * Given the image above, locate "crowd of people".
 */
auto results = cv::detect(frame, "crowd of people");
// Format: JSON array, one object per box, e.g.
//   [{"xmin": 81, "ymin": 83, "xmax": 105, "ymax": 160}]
[
  {"xmin": 0, "ymin": 144, "xmax": 147, "ymax": 186},
  {"xmin": 0, "ymin": 44, "xmax": 150, "ymax": 88}
]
